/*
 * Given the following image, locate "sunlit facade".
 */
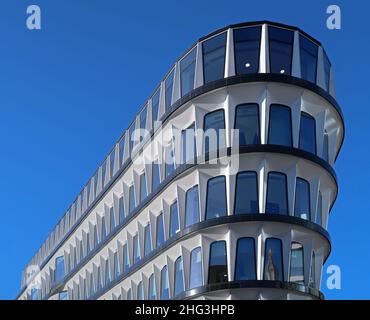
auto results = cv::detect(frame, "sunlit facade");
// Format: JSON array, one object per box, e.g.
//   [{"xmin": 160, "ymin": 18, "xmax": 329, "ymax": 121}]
[{"xmin": 18, "ymin": 21, "xmax": 344, "ymax": 300}]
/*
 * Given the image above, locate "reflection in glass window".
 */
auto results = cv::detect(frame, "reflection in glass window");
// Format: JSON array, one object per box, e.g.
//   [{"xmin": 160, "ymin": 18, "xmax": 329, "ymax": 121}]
[
  {"xmin": 165, "ymin": 69, "xmax": 174, "ymax": 112},
  {"xmin": 268, "ymin": 26, "xmax": 294, "ymax": 75},
  {"xmin": 144, "ymin": 224, "xmax": 152, "ymax": 257},
  {"xmin": 316, "ymin": 192, "xmax": 322, "ymax": 226},
  {"xmin": 128, "ymin": 122, "xmax": 136, "ymax": 155},
  {"xmin": 139, "ymin": 106, "xmax": 147, "ymax": 142},
  {"xmin": 268, "ymin": 104, "xmax": 292, "ymax": 147},
  {"xmin": 185, "ymin": 185, "xmax": 200, "ymax": 227},
  {"xmin": 202, "ymin": 32, "xmax": 227, "ymax": 84},
  {"xmin": 59, "ymin": 291, "xmax": 69, "ymax": 300},
  {"xmin": 119, "ymin": 135, "xmax": 125, "ymax": 166},
  {"xmin": 123, "ymin": 243, "xmax": 130, "ymax": 272},
  {"xmin": 89, "ymin": 273, "xmax": 95, "ymax": 297},
  {"xmin": 101, "ymin": 217, "xmax": 107, "ymax": 242},
  {"xmin": 129, "ymin": 184, "xmax": 136, "ymax": 214},
  {"xmin": 289, "ymin": 242, "xmax": 304, "ymax": 284},
  {"xmin": 152, "ymin": 161, "xmax": 161, "ymax": 191},
  {"xmin": 181, "ymin": 124, "xmax": 196, "ymax": 164},
  {"xmin": 110, "ymin": 208, "xmax": 116, "ymax": 233},
  {"xmin": 140, "ymin": 173, "xmax": 148, "ymax": 204},
  {"xmin": 323, "ymin": 131, "xmax": 329, "ymax": 162},
  {"xmin": 170, "ymin": 201, "xmax": 180, "ymax": 237},
  {"xmin": 55, "ymin": 256, "xmax": 65, "ymax": 283},
  {"xmin": 235, "ymin": 238, "xmax": 256, "ymax": 280},
  {"xmin": 119, "ymin": 196, "xmax": 125, "ymax": 223},
  {"xmin": 114, "ymin": 252, "xmax": 120, "ymax": 278},
  {"xmin": 264, "ymin": 238, "xmax": 284, "ymax": 281},
  {"xmin": 323, "ymin": 50, "xmax": 331, "ymax": 91},
  {"xmin": 127, "ymin": 288, "xmax": 132, "ymax": 300},
  {"xmin": 94, "ymin": 225, "xmax": 99, "ymax": 247},
  {"xmin": 152, "ymin": 89, "xmax": 160, "ymax": 126},
  {"xmin": 180, "ymin": 48, "xmax": 196, "ymax": 97},
  {"xmin": 31, "ymin": 288, "xmax": 39, "ymax": 301},
  {"xmin": 174, "ymin": 256, "xmax": 185, "ymax": 296},
  {"xmin": 299, "ymin": 113, "xmax": 316, "ymax": 154},
  {"xmin": 133, "ymin": 233, "xmax": 140, "ymax": 264},
  {"xmin": 105, "ymin": 260, "xmax": 111, "ymax": 286},
  {"xmin": 208, "ymin": 241, "xmax": 228, "ymax": 284},
  {"xmin": 234, "ymin": 26, "xmax": 262, "ymax": 74},
  {"xmin": 161, "ymin": 265, "xmax": 170, "ymax": 300},
  {"xmin": 294, "ymin": 178, "xmax": 311, "ymax": 220},
  {"xmin": 206, "ymin": 176, "xmax": 227, "ymax": 220},
  {"xmin": 137, "ymin": 281, "xmax": 144, "ymax": 300},
  {"xmin": 189, "ymin": 247, "xmax": 203, "ymax": 289},
  {"xmin": 165, "ymin": 144, "xmax": 175, "ymax": 178},
  {"xmin": 235, "ymin": 103, "xmax": 260, "ymax": 145},
  {"xmin": 309, "ymin": 252, "xmax": 316, "ymax": 288},
  {"xmin": 266, "ymin": 172, "xmax": 288, "ymax": 215},
  {"xmin": 300, "ymin": 35, "xmax": 318, "ymax": 83},
  {"xmin": 156, "ymin": 212, "xmax": 165, "ymax": 247},
  {"xmin": 149, "ymin": 274, "xmax": 156, "ymax": 300},
  {"xmin": 234, "ymin": 171, "xmax": 258, "ymax": 214},
  {"xmin": 204, "ymin": 109, "xmax": 226, "ymax": 154},
  {"xmin": 96, "ymin": 267, "xmax": 102, "ymax": 291}
]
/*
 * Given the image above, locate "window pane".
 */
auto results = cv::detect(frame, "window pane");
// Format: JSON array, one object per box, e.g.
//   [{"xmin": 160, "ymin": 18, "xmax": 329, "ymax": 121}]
[
  {"xmin": 323, "ymin": 51, "xmax": 331, "ymax": 91},
  {"xmin": 208, "ymin": 241, "xmax": 228, "ymax": 284},
  {"xmin": 266, "ymin": 172, "xmax": 288, "ymax": 215},
  {"xmin": 316, "ymin": 192, "xmax": 322, "ymax": 226},
  {"xmin": 264, "ymin": 238, "xmax": 284, "ymax": 281},
  {"xmin": 149, "ymin": 274, "xmax": 156, "ymax": 300},
  {"xmin": 110, "ymin": 208, "xmax": 116, "ymax": 232},
  {"xmin": 174, "ymin": 257, "xmax": 185, "ymax": 296},
  {"xmin": 234, "ymin": 26, "xmax": 261, "ymax": 74},
  {"xmin": 289, "ymin": 242, "xmax": 304, "ymax": 284},
  {"xmin": 204, "ymin": 110, "xmax": 226, "ymax": 154},
  {"xmin": 235, "ymin": 103, "xmax": 260, "ymax": 145},
  {"xmin": 268, "ymin": 26, "xmax": 294, "ymax": 75},
  {"xmin": 300, "ymin": 35, "xmax": 318, "ymax": 83},
  {"xmin": 206, "ymin": 176, "xmax": 227, "ymax": 220},
  {"xmin": 55, "ymin": 256, "xmax": 65, "ymax": 283},
  {"xmin": 101, "ymin": 217, "xmax": 107, "ymax": 242},
  {"xmin": 180, "ymin": 48, "xmax": 196, "ymax": 96},
  {"xmin": 170, "ymin": 201, "xmax": 180, "ymax": 237},
  {"xmin": 152, "ymin": 89, "xmax": 160, "ymax": 126},
  {"xmin": 152, "ymin": 161, "xmax": 161, "ymax": 191},
  {"xmin": 123, "ymin": 244, "xmax": 130, "ymax": 272},
  {"xmin": 128, "ymin": 122, "xmax": 136, "ymax": 155},
  {"xmin": 140, "ymin": 173, "xmax": 148, "ymax": 204},
  {"xmin": 137, "ymin": 281, "xmax": 144, "ymax": 300},
  {"xmin": 189, "ymin": 247, "xmax": 203, "ymax": 289},
  {"xmin": 133, "ymin": 234, "xmax": 140, "ymax": 264},
  {"xmin": 202, "ymin": 32, "xmax": 227, "ymax": 84},
  {"xmin": 165, "ymin": 69, "xmax": 174, "ymax": 112},
  {"xmin": 105, "ymin": 260, "xmax": 111, "ymax": 286},
  {"xmin": 309, "ymin": 252, "xmax": 316, "ymax": 288},
  {"xmin": 144, "ymin": 224, "xmax": 152, "ymax": 256},
  {"xmin": 234, "ymin": 171, "xmax": 258, "ymax": 214},
  {"xmin": 114, "ymin": 252, "xmax": 120, "ymax": 278},
  {"xmin": 161, "ymin": 266, "xmax": 170, "ymax": 300},
  {"xmin": 139, "ymin": 106, "xmax": 147, "ymax": 142},
  {"xmin": 119, "ymin": 196, "xmax": 125, "ymax": 223},
  {"xmin": 322, "ymin": 131, "xmax": 329, "ymax": 161},
  {"xmin": 294, "ymin": 178, "xmax": 311, "ymax": 220},
  {"xmin": 156, "ymin": 213, "xmax": 165, "ymax": 247},
  {"xmin": 181, "ymin": 124, "xmax": 196, "ymax": 164},
  {"xmin": 165, "ymin": 144, "xmax": 175, "ymax": 178},
  {"xmin": 129, "ymin": 185, "xmax": 136, "ymax": 214},
  {"xmin": 235, "ymin": 238, "xmax": 256, "ymax": 280},
  {"xmin": 185, "ymin": 185, "xmax": 200, "ymax": 227},
  {"xmin": 59, "ymin": 291, "xmax": 69, "ymax": 300},
  {"xmin": 299, "ymin": 113, "xmax": 316, "ymax": 154},
  {"xmin": 268, "ymin": 105, "xmax": 292, "ymax": 146},
  {"xmin": 127, "ymin": 288, "xmax": 132, "ymax": 300}
]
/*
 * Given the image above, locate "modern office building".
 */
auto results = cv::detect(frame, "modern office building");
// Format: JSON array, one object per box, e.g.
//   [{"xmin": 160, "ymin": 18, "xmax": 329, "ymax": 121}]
[{"xmin": 17, "ymin": 21, "xmax": 344, "ymax": 300}]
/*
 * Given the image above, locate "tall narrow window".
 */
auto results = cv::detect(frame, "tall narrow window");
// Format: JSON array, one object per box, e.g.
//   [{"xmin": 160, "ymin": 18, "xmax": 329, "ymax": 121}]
[
  {"xmin": 126, "ymin": 288, "xmax": 132, "ymax": 300},
  {"xmin": 165, "ymin": 144, "xmax": 175, "ymax": 178},
  {"xmin": 119, "ymin": 196, "xmax": 125, "ymax": 223},
  {"xmin": 129, "ymin": 184, "xmax": 136, "ymax": 214},
  {"xmin": 149, "ymin": 274, "xmax": 156, "ymax": 300},
  {"xmin": 123, "ymin": 243, "xmax": 130, "ymax": 272},
  {"xmin": 55, "ymin": 256, "xmax": 65, "ymax": 283},
  {"xmin": 234, "ymin": 171, "xmax": 259, "ymax": 214},
  {"xmin": 204, "ymin": 110, "xmax": 226, "ymax": 155},
  {"xmin": 119, "ymin": 135, "xmax": 125, "ymax": 166},
  {"xmin": 309, "ymin": 252, "xmax": 316, "ymax": 288},
  {"xmin": 174, "ymin": 256, "xmax": 185, "ymax": 296},
  {"xmin": 160, "ymin": 265, "xmax": 170, "ymax": 300},
  {"xmin": 101, "ymin": 217, "xmax": 107, "ymax": 242},
  {"xmin": 114, "ymin": 251, "xmax": 120, "ymax": 278},
  {"xmin": 235, "ymin": 103, "xmax": 260, "ymax": 145},
  {"xmin": 170, "ymin": 201, "xmax": 180, "ymax": 237},
  {"xmin": 189, "ymin": 247, "xmax": 203, "ymax": 289},
  {"xmin": 133, "ymin": 233, "xmax": 140, "ymax": 264},
  {"xmin": 105, "ymin": 260, "xmax": 111, "ymax": 286},
  {"xmin": 266, "ymin": 172, "xmax": 288, "ymax": 215},
  {"xmin": 96, "ymin": 267, "xmax": 102, "ymax": 291},
  {"xmin": 208, "ymin": 241, "xmax": 228, "ymax": 284},
  {"xmin": 137, "ymin": 281, "xmax": 144, "ymax": 300},
  {"xmin": 152, "ymin": 161, "xmax": 161, "ymax": 191},
  {"xmin": 144, "ymin": 224, "xmax": 152, "ymax": 257},
  {"xmin": 181, "ymin": 124, "xmax": 196, "ymax": 164},
  {"xmin": 165, "ymin": 69, "xmax": 174, "ymax": 112},
  {"xmin": 234, "ymin": 26, "xmax": 262, "ymax": 75},
  {"xmin": 323, "ymin": 50, "xmax": 331, "ymax": 91},
  {"xmin": 94, "ymin": 225, "xmax": 99, "ymax": 247},
  {"xmin": 139, "ymin": 106, "xmax": 147, "ymax": 143},
  {"xmin": 180, "ymin": 48, "xmax": 196, "ymax": 96},
  {"xmin": 89, "ymin": 273, "xmax": 95, "ymax": 297},
  {"xmin": 235, "ymin": 238, "xmax": 256, "ymax": 280},
  {"xmin": 322, "ymin": 131, "xmax": 329, "ymax": 162},
  {"xmin": 128, "ymin": 122, "xmax": 136, "ymax": 155},
  {"xmin": 185, "ymin": 185, "xmax": 200, "ymax": 227},
  {"xmin": 59, "ymin": 291, "xmax": 69, "ymax": 300},
  {"xmin": 205, "ymin": 176, "xmax": 227, "ymax": 220},
  {"xmin": 264, "ymin": 238, "xmax": 284, "ymax": 281},
  {"xmin": 268, "ymin": 105, "xmax": 292, "ymax": 147},
  {"xmin": 289, "ymin": 242, "xmax": 304, "ymax": 284},
  {"xmin": 316, "ymin": 192, "xmax": 322, "ymax": 226},
  {"xmin": 300, "ymin": 35, "xmax": 318, "ymax": 83},
  {"xmin": 202, "ymin": 32, "xmax": 227, "ymax": 84},
  {"xmin": 156, "ymin": 212, "xmax": 165, "ymax": 247},
  {"xmin": 110, "ymin": 208, "xmax": 116, "ymax": 233},
  {"xmin": 299, "ymin": 112, "xmax": 316, "ymax": 154},
  {"xmin": 294, "ymin": 178, "xmax": 311, "ymax": 220},
  {"xmin": 152, "ymin": 89, "xmax": 160, "ymax": 127},
  {"xmin": 140, "ymin": 173, "xmax": 148, "ymax": 204},
  {"xmin": 268, "ymin": 26, "xmax": 294, "ymax": 75}
]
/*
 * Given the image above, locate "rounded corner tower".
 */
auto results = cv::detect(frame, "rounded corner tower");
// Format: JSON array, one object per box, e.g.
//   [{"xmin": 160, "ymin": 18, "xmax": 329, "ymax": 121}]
[{"xmin": 18, "ymin": 21, "xmax": 344, "ymax": 301}]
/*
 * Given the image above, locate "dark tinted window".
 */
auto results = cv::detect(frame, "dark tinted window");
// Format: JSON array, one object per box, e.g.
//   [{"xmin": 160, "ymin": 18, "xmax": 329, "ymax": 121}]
[
  {"xmin": 264, "ymin": 238, "xmax": 284, "ymax": 281},
  {"xmin": 165, "ymin": 69, "xmax": 174, "ymax": 112},
  {"xmin": 202, "ymin": 32, "xmax": 227, "ymax": 83},
  {"xmin": 235, "ymin": 237, "xmax": 256, "ymax": 280},
  {"xmin": 206, "ymin": 176, "xmax": 227, "ymax": 220},
  {"xmin": 322, "ymin": 130, "xmax": 329, "ymax": 162},
  {"xmin": 234, "ymin": 26, "xmax": 261, "ymax": 74},
  {"xmin": 294, "ymin": 178, "xmax": 311, "ymax": 220},
  {"xmin": 299, "ymin": 113, "xmax": 316, "ymax": 154},
  {"xmin": 268, "ymin": 104, "xmax": 292, "ymax": 147},
  {"xmin": 204, "ymin": 109, "xmax": 226, "ymax": 154},
  {"xmin": 208, "ymin": 241, "xmax": 228, "ymax": 284},
  {"xmin": 300, "ymin": 35, "xmax": 318, "ymax": 83},
  {"xmin": 185, "ymin": 185, "xmax": 200, "ymax": 227},
  {"xmin": 266, "ymin": 172, "xmax": 288, "ymax": 215},
  {"xmin": 180, "ymin": 48, "xmax": 196, "ymax": 96},
  {"xmin": 234, "ymin": 171, "xmax": 258, "ymax": 214},
  {"xmin": 235, "ymin": 103, "xmax": 260, "ymax": 145},
  {"xmin": 269, "ymin": 26, "xmax": 294, "ymax": 75},
  {"xmin": 323, "ymin": 50, "xmax": 331, "ymax": 91}
]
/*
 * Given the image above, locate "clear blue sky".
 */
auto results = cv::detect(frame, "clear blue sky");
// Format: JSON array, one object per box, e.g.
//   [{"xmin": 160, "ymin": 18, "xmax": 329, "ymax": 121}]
[{"xmin": 0, "ymin": 0, "xmax": 368, "ymax": 300}]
